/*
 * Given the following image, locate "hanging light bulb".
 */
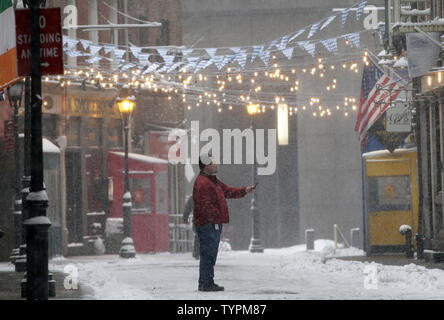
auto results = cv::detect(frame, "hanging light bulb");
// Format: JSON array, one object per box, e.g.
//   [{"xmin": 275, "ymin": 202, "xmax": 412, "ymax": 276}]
[{"xmin": 277, "ymin": 103, "xmax": 289, "ymax": 145}]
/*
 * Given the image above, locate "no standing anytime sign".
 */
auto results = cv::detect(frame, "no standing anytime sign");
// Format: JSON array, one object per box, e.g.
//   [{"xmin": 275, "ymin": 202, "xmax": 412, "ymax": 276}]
[{"xmin": 15, "ymin": 8, "xmax": 64, "ymax": 76}]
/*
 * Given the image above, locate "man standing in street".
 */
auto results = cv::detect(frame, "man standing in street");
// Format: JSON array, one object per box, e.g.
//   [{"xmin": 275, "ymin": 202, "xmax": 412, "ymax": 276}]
[{"xmin": 193, "ymin": 154, "xmax": 256, "ymax": 292}]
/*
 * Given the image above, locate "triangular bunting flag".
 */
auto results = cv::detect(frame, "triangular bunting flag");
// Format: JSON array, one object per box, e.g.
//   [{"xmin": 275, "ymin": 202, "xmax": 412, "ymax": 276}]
[
  {"xmin": 65, "ymin": 49, "xmax": 83, "ymax": 57},
  {"xmin": 89, "ymin": 44, "xmax": 102, "ymax": 56},
  {"xmin": 320, "ymin": 14, "xmax": 337, "ymax": 31},
  {"xmin": 205, "ymin": 48, "xmax": 217, "ymax": 57},
  {"xmin": 342, "ymin": 8, "xmax": 350, "ymax": 28},
  {"xmin": 194, "ymin": 59, "xmax": 212, "ymax": 74},
  {"xmin": 234, "ymin": 50, "xmax": 248, "ymax": 69},
  {"xmin": 259, "ymin": 49, "xmax": 271, "ymax": 66},
  {"xmin": 181, "ymin": 49, "xmax": 193, "ymax": 57},
  {"xmin": 282, "ymin": 47, "xmax": 294, "ymax": 60},
  {"xmin": 157, "ymin": 48, "xmax": 169, "ymax": 59},
  {"xmin": 80, "ymin": 39, "xmax": 92, "ymax": 50},
  {"xmin": 278, "ymin": 35, "xmax": 290, "ymax": 51},
  {"xmin": 103, "ymin": 44, "xmax": 116, "ymax": 55},
  {"xmin": 167, "ymin": 61, "xmax": 184, "ymax": 73},
  {"xmin": 180, "ymin": 56, "xmax": 200, "ymax": 73},
  {"xmin": 267, "ymin": 39, "xmax": 279, "ymax": 50},
  {"xmin": 62, "ymin": 35, "xmax": 69, "ymax": 46},
  {"xmin": 157, "ymin": 62, "xmax": 174, "ymax": 73},
  {"xmin": 356, "ymin": 0, "xmax": 368, "ymax": 20},
  {"xmin": 163, "ymin": 54, "xmax": 175, "ymax": 65},
  {"xmin": 120, "ymin": 62, "xmax": 136, "ymax": 71},
  {"xmin": 212, "ymin": 55, "xmax": 225, "ymax": 70},
  {"xmin": 307, "ymin": 22, "xmax": 320, "ymax": 39},
  {"xmin": 345, "ymin": 32, "xmax": 360, "ymax": 48},
  {"xmin": 219, "ymin": 55, "xmax": 234, "ymax": 70},
  {"xmin": 298, "ymin": 41, "xmax": 316, "ymax": 57},
  {"xmin": 65, "ymin": 38, "xmax": 79, "ymax": 50},
  {"xmin": 85, "ymin": 56, "xmax": 103, "ymax": 64},
  {"xmin": 130, "ymin": 46, "xmax": 142, "ymax": 59},
  {"xmin": 143, "ymin": 63, "xmax": 160, "ymax": 74},
  {"xmin": 138, "ymin": 53, "xmax": 150, "ymax": 66},
  {"xmin": 114, "ymin": 49, "xmax": 126, "ymax": 60},
  {"xmin": 289, "ymin": 28, "xmax": 306, "ymax": 43},
  {"xmin": 321, "ymin": 38, "xmax": 338, "ymax": 54},
  {"xmin": 250, "ymin": 45, "xmax": 263, "ymax": 63}
]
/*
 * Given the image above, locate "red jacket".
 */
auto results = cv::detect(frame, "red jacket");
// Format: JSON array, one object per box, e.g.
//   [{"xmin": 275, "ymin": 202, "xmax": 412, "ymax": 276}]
[{"xmin": 193, "ymin": 173, "xmax": 247, "ymax": 226}]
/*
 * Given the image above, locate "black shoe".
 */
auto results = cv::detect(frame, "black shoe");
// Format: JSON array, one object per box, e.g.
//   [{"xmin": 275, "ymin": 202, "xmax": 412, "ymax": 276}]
[{"xmin": 198, "ymin": 283, "xmax": 225, "ymax": 292}]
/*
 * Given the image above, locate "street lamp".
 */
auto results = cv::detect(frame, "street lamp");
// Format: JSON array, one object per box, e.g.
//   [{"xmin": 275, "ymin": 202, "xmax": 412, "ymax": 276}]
[
  {"xmin": 247, "ymin": 103, "xmax": 264, "ymax": 253},
  {"xmin": 7, "ymin": 81, "xmax": 24, "ymax": 265},
  {"xmin": 117, "ymin": 96, "xmax": 136, "ymax": 258},
  {"xmin": 22, "ymin": 0, "xmax": 53, "ymax": 300}
]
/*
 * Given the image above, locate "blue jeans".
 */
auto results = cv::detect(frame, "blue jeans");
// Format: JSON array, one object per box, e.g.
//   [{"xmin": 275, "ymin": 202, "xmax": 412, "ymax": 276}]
[{"xmin": 196, "ymin": 224, "xmax": 222, "ymax": 288}]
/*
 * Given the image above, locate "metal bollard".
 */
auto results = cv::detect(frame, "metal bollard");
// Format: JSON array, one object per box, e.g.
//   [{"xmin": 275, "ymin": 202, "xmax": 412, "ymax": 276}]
[
  {"xmin": 21, "ymin": 273, "xmax": 26, "ymax": 299},
  {"xmin": 21, "ymin": 272, "xmax": 56, "ymax": 298},
  {"xmin": 416, "ymin": 234, "xmax": 424, "ymax": 260},
  {"xmin": 350, "ymin": 228, "xmax": 361, "ymax": 249},
  {"xmin": 399, "ymin": 225, "xmax": 413, "ymax": 258},
  {"xmin": 305, "ymin": 229, "xmax": 314, "ymax": 250},
  {"xmin": 48, "ymin": 273, "xmax": 56, "ymax": 298}
]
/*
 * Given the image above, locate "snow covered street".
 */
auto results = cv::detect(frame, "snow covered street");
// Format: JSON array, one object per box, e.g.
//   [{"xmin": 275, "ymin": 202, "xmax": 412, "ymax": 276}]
[{"xmin": 46, "ymin": 240, "xmax": 444, "ymax": 300}]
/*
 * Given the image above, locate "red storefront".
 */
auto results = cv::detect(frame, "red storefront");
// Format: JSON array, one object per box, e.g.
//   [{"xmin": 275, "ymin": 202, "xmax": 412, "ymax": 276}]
[{"xmin": 108, "ymin": 151, "xmax": 169, "ymax": 253}]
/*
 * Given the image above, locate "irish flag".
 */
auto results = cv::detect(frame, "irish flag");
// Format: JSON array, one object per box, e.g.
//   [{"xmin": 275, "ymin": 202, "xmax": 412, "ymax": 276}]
[{"xmin": 0, "ymin": 0, "xmax": 18, "ymax": 90}]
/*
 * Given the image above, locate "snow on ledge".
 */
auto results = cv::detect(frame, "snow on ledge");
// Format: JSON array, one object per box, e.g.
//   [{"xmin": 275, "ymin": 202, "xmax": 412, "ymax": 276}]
[
  {"xmin": 43, "ymin": 138, "xmax": 60, "ymax": 154},
  {"xmin": 24, "ymin": 216, "xmax": 51, "ymax": 226},
  {"xmin": 392, "ymin": 17, "xmax": 444, "ymax": 29},
  {"xmin": 362, "ymin": 147, "xmax": 417, "ymax": 159},
  {"xmin": 26, "ymin": 190, "xmax": 49, "ymax": 201},
  {"xmin": 110, "ymin": 151, "xmax": 168, "ymax": 164}
]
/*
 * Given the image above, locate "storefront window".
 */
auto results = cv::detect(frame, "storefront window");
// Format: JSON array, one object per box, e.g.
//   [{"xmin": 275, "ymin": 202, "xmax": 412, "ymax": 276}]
[
  {"xmin": 156, "ymin": 172, "xmax": 168, "ymax": 214},
  {"xmin": 131, "ymin": 178, "xmax": 152, "ymax": 213},
  {"xmin": 66, "ymin": 117, "xmax": 80, "ymax": 146},
  {"xmin": 107, "ymin": 119, "xmax": 122, "ymax": 148},
  {"xmin": 86, "ymin": 118, "xmax": 102, "ymax": 147},
  {"xmin": 368, "ymin": 176, "xmax": 411, "ymax": 211}
]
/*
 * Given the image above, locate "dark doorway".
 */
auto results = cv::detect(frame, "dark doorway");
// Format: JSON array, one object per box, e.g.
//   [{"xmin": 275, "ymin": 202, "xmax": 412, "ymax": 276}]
[{"xmin": 66, "ymin": 151, "xmax": 83, "ymax": 243}]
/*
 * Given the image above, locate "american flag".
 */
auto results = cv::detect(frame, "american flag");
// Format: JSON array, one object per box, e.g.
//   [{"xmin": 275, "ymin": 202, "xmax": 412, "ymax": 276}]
[{"xmin": 355, "ymin": 59, "xmax": 403, "ymax": 145}]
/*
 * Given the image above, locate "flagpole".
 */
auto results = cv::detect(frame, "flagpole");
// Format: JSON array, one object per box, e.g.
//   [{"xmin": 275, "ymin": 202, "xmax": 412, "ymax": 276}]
[{"xmin": 365, "ymin": 48, "xmax": 409, "ymax": 86}]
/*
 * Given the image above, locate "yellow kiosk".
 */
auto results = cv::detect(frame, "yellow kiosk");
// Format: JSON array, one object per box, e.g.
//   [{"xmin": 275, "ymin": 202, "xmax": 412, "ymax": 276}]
[{"xmin": 362, "ymin": 148, "xmax": 418, "ymax": 255}]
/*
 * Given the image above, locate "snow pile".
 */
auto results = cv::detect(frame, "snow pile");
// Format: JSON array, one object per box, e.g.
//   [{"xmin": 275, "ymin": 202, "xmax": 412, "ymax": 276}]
[
  {"xmin": 51, "ymin": 259, "xmax": 155, "ymax": 300},
  {"xmin": 43, "ymin": 239, "xmax": 444, "ymax": 300},
  {"xmin": 376, "ymin": 263, "xmax": 444, "ymax": 291},
  {"xmin": 105, "ymin": 218, "xmax": 123, "ymax": 237},
  {"xmin": 219, "ymin": 240, "xmax": 232, "ymax": 251}
]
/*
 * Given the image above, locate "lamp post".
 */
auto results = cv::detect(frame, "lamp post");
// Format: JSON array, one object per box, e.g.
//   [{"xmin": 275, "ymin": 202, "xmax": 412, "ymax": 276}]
[
  {"xmin": 23, "ymin": 0, "xmax": 52, "ymax": 300},
  {"xmin": 7, "ymin": 81, "xmax": 24, "ymax": 265},
  {"xmin": 247, "ymin": 103, "xmax": 264, "ymax": 253},
  {"xmin": 117, "ymin": 96, "xmax": 136, "ymax": 258},
  {"xmin": 16, "ymin": 77, "xmax": 32, "ymax": 273}
]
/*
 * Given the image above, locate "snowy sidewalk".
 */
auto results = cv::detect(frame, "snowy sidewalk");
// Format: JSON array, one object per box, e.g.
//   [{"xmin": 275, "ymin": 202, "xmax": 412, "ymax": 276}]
[
  {"xmin": 0, "ymin": 263, "xmax": 95, "ymax": 300},
  {"xmin": 44, "ymin": 240, "xmax": 444, "ymax": 300}
]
